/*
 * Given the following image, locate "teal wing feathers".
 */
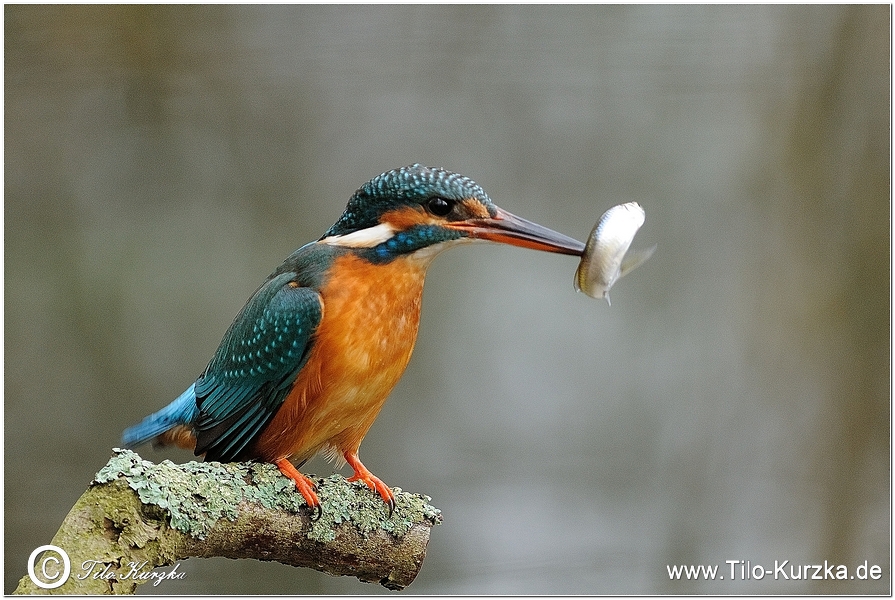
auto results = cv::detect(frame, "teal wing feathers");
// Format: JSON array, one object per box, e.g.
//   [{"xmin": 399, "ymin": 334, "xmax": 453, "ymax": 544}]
[{"xmin": 193, "ymin": 272, "xmax": 322, "ymax": 462}]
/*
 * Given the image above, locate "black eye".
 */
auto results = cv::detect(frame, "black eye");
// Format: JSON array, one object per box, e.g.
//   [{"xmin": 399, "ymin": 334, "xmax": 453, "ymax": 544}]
[{"xmin": 427, "ymin": 196, "xmax": 453, "ymax": 217}]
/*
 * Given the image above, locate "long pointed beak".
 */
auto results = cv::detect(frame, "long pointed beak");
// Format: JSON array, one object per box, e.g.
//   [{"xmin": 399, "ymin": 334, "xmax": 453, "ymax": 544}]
[{"xmin": 447, "ymin": 207, "xmax": 585, "ymax": 256}]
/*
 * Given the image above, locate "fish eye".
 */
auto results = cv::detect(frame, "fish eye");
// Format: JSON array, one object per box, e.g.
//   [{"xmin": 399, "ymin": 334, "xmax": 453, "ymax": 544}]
[{"xmin": 426, "ymin": 197, "xmax": 454, "ymax": 217}]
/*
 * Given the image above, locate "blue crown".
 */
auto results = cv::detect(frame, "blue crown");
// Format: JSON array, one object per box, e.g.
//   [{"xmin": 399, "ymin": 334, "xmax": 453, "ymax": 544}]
[{"xmin": 325, "ymin": 164, "xmax": 492, "ymax": 237}]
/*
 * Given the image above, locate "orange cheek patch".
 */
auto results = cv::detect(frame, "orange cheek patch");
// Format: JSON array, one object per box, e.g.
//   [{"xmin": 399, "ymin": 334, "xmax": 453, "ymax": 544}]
[
  {"xmin": 380, "ymin": 199, "xmax": 492, "ymax": 228},
  {"xmin": 380, "ymin": 206, "xmax": 433, "ymax": 229},
  {"xmin": 459, "ymin": 198, "xmax": 492, "ymax": 219}
]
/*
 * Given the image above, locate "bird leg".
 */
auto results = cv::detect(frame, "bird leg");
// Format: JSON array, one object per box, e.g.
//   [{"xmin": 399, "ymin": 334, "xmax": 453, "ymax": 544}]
[
  {"xmin": 274, "ymin": 458, "xmax": 321, "ymax": 520},
  {"xmin": 344, "ymin": 451, "xmax": 396, "ymax": 516}
]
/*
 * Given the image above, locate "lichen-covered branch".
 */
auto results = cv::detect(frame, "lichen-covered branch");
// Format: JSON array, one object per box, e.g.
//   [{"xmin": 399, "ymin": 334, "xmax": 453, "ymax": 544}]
[{"xmin": 13, "ymin": 449, "xmax": 442, "ymax": 594}]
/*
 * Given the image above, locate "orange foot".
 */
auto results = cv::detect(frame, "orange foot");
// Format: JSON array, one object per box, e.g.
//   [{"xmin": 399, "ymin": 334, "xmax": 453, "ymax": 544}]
[
  {"xmin": 344, "ymin": 451, "xmax": 396, "ymax": 516},
  {"xmin": 275, "ymin": 458, "xmax": 321, "ymax": 520}
]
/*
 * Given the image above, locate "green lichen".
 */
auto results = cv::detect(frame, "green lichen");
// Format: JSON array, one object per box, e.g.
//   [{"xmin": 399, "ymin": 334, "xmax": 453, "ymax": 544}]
[
  {"xmin": 306, "ymin": 478, "xmax": 442, "ymax": 543},
  {"xmin": 94, "ymin": 449, "xmax": 441, "ymax": 542}
]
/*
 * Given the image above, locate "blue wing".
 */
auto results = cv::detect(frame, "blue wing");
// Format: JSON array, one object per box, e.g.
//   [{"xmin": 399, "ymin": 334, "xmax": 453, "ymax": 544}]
[{"xmin": 191, "ymin": 272, "xmax": 322, "ymax": 462}]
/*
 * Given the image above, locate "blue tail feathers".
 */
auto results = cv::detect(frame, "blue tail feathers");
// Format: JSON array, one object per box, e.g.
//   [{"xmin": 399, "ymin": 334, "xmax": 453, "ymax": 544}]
[{"xmin": 122, "ymin": 383, "xmax": 199, "ymax": 447}]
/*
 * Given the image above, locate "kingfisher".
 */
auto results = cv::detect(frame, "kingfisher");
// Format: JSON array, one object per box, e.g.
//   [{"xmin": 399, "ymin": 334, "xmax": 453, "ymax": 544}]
[{"xmin": 123, "ymin": 164, "xmax": 585, "ymax": 516}]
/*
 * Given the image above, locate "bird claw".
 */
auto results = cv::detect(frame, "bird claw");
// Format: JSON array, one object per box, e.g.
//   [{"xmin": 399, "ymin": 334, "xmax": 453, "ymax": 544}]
[
  {"xmin": 274, "ymin": 458, "xmax": 322, "ymax": 519},
  {"xmin": 348, "ymin": 472, "xmax": 396, "ymax": 517},
  {"xmin": 344, "ymin": 452, "xmax": 396, "ymax": 517}
]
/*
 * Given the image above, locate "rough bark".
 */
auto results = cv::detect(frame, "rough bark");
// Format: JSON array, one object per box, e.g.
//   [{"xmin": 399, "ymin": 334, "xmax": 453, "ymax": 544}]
[{"xmin": 13, "ymin": 449, "xmax": 442, "ymax": 594}]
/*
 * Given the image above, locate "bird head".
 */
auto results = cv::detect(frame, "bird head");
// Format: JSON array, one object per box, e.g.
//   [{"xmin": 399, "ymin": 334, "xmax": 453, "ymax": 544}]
[{"xmin": 320, "ymin": 164, "xmax": 584, "ymax": 262}]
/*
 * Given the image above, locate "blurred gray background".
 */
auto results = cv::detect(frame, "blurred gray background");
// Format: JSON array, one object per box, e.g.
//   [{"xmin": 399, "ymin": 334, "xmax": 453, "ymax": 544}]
[{"xmin": 5, "ymin": 5, "xmax": 889, "ymax": 595}]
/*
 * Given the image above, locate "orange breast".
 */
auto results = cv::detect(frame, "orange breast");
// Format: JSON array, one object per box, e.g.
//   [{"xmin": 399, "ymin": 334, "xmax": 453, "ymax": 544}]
[{"xmin": 252, "ymin": 252, "xmax": 429, "ymax": 464}]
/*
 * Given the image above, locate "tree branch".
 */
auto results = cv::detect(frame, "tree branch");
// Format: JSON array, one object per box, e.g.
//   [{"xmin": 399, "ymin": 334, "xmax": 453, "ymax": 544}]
[{"xmin": 13, "ymin": 449, "xmax": 442, "ymax": 594}]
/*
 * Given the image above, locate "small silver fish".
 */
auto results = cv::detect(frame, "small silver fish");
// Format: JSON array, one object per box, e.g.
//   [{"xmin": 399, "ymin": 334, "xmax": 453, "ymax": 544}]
[{"xmin": 575, "ymin": 202, "xmax": 655, "ymax": 304}]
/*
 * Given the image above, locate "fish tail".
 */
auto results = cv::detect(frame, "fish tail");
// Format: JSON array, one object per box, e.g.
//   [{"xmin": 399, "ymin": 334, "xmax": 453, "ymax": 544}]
[{"xmin": 618, "ymin": 244, "xmax": 657, "ymax": 278}]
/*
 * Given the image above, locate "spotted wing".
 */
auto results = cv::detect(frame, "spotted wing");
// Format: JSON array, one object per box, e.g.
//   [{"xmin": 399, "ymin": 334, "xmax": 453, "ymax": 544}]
[{"xmin": 193, "ymin": 272, "xmax": 322, "ymax": 462}]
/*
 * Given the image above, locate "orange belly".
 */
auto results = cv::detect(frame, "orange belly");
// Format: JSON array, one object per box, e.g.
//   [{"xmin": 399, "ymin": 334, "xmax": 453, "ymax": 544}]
[{"xmin": 251, "ymin": 252, "xmax": 429, "ymax": 464}]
